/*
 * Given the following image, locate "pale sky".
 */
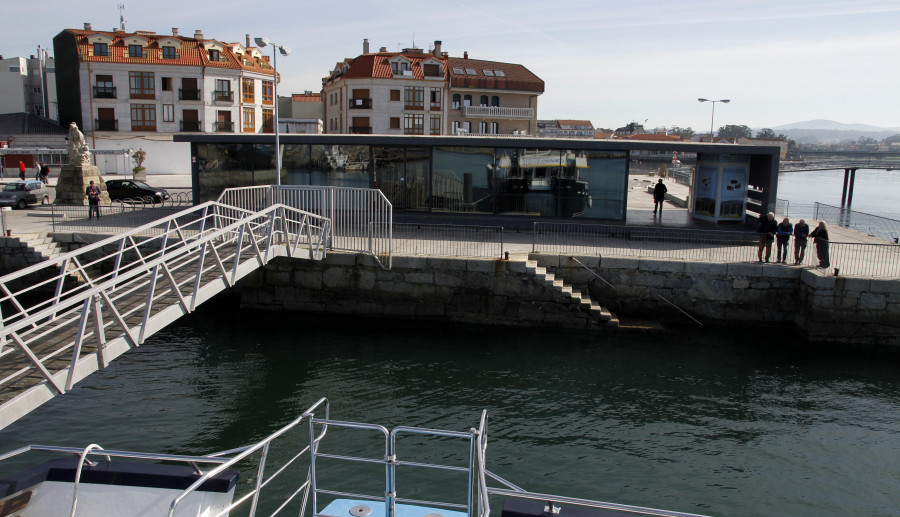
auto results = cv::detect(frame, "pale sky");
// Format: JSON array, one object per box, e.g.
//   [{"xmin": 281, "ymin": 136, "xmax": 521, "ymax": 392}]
[{"xmin": 4, "ymin": 0, "xmax": 899, "ymax": 131}]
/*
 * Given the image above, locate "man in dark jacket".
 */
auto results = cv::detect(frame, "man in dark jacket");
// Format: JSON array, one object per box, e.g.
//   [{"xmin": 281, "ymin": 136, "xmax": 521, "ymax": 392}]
[
  {"xmin": 756, "ymin": 212, "xmax": 777, "ymax": 262},
  {"xmin": 793, "ymin": 219, "xmax": 810, "ymax": 264},
  {"xmin": 653, "ymin": 179, "xmax": 667, "ymax": 214}
]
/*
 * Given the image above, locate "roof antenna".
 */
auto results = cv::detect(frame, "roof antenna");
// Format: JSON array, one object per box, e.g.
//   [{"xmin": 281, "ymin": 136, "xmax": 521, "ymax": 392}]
[{"xmin": 117, "ymin": 4, "xmax": 126, "ymax": 31}]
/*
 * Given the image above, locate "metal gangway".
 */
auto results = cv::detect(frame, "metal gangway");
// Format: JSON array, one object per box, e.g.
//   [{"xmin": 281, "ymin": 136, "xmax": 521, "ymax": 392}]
[{"xmin": 0, "ymin": 201, "xmax": 331, "ymax": 429}]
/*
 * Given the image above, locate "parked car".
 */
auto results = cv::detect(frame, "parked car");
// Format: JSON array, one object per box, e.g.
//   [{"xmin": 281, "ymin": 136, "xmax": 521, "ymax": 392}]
[
  {"xmin": 105, "ymin": 179, "xmax": 170, "ymax": 203},
  {"xmin": 0, "ymin": 180, "xmax": 50, "ymax": 209}
]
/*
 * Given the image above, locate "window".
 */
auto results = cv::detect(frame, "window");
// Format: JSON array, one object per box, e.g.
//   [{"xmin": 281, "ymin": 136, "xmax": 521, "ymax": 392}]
[
  {"xmin": 483, "ymin": 69, "xmax": 494, "ymax": 76},
  {"xmin": 96, "ymin": 107, "xmax": 116, "ymax": 131},
  {"xmin": 391, "ymin": 61, "xmax": 410, "ymax": 75},
  {"xmin": 93, "ymin": 43, "xmax": 108, "ymax": 56},
  {"xmin": 180, "ymin": 77, "xmax": 200, "ymax": 100},
  {"xmin": 479, "ymin": 121, "xmax": 488, "ymax": 134},
  {"xmin": 242, "ymin": 78, "xmax": 255, "ymax": 103},
  {"xmin": 452, "ymin": 94, "xmax": 460, "ymax": 110},
  {"xmin": 430, "ymin": 116, "xmax": 441, "ymax": 135},
  {"xmin": 130, "ymin": 104, "xmax": 156, "ymax": 131},
  {"xmin": 33, "ymin": 87, "xmax": 41, "ymax": 94},
  {"xmin": 390, "ymin": 89, "xmax": 400, "ymax": 102},
  {"xmin": 423, "ymin": 64, "xmax": 440, "ymax": 77},
  {"xmin": 262, "ymin": 109, "xmax": 274, "ymax": 133},
  {"xmin": 94, "ymin": 74, "xmax": 115, "ymax": 98},
  {"xmin": 215, "ymin": 79, "xmax": 232, "ymax": 101},
  {"xmin": 430, "ymin": 88, "xmax": 441, "ymax": 109},
  {"xmin": 128, "ymin": 44, "xmax": 144, "ymax": 58},
  {"xmin": 162, "ymin": 46, "xmax": 177, "ymax": 59},
  {"xmin": 262, "ymin": 81, "xmax": 274, "ymax": 105},
  {"xmin": 390, "ymin": 117, "xmax": 400, "ymax": 129},
  {"xmin": 209, "ymin": 49, "xmax": 220, "ymax": 61},
  {"xmin": 161, "ymin": 77, "xmax": 172, "ymax": 91},
  {"xmin": 452, "ymin": 120, "xmax": 460, "ymax": 134},
  {"xmin": 480, "ymin": 95, "xmax": 488, "ymax": 107},
  {"xmin": 404, "ymin": 113, "xmax": 424, "ymax": 135},
  {"xmin": 494, "ymin": 70, "xmax": 506, "ymax": 77},
  {"xmin": 463, "ymin": 121, "xmax": 472, "ymax": 133},
  {"xmin": 490, "ymin": 122, "xmax": 499, "ymax": 134},
  {"xmin": 129, "ymin": 71, "xmax": 155, "ymax": 99},
  {"xmin": 8, "ymin": 66, "xmax": 20, "ymax": 72},
  {"xmin": 242, "ymin": 107, "xmax": 255, "ymax": 132},
  {"xmin": 182, "ymin": 109, "xmax": 200, "ymax": 131},
  {"xmin": 491, "ymin": 96, "xmax": 500, "ymax": 107},
  {"xmin": 463, "ymin": 95, "xmax": 472, "ymax": 107},
  {"xmin": 404, "ymin": 86, "xmax": 424, "ymax": 110},
  {"xmin": 162, "ymin": 104, "xmax": 174, "ymax": 122},
  {"xmin": 452, "ymin": 67, "xmax": 464, "ymax": 74},
  {"xmin": 465, "ymin": 68, "xmax": 476, "ymax": 75}
]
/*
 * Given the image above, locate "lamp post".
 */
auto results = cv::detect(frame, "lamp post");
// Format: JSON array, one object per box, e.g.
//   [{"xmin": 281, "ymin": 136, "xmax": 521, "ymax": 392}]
[
  {"xmin": 697, "ymin": 98, "xmax": 730, "ymax": 142},
  {"xmin": 255, "ymin": 37, "xmax": 290, "ymax": 186}
]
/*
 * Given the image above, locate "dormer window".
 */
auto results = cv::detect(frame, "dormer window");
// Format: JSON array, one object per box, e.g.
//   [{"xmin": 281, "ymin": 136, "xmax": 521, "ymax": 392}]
[
  {"xmin": 93, "ymin": 43, "xmax": 108, "ymax": 56},
  {"xmin": 390, "ymin": 61, "xmax": 410, "ymax": 75},
  {"xmin": 483, "ymin": 69, "xmax": 494, "ymax": 76},
  {"xmin": 494, "ymin": 70, "xmax": 506, "ymax": 77},
  {"xmin": 162, "ymin": 46, "xmax": 177, "ymax": 59},
  {"xmin": 423, "ymin": 64, "xmax": 441, "ymax": 77},
  {"xmin": 209, "ymin": 49, "xmax": 220, "ymax": 61},
  {"xmin": 452, "ymin": 67, "xmax": 464, "ymax": 74},
  {"xmin": 465, "ymin": 68, "xmax": 476, "ymax": 75},
  {"xmin": 128, "ymin": 44, "xmax": 144, "ymax": 58}
]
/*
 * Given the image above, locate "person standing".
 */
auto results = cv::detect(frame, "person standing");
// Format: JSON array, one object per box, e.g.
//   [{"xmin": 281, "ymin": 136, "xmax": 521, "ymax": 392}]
[
  {"xmin": 793, "ymin": 219, "xmax": 810, "ymax": 264},
  {"xmin": 18, "ymin": 161, "xmax": 25, "ymax": 181},
  {"xmin": 809, "ymin": 221, "xmax": 830, "ymax": 269},
  {"xmin": 756, "ymin": 212, "xmax": 777, "ymax": 262},
  {"xmin": 85, "ymin": 180, "xmax": 101, "ymax": 220},
  {"xmin": 39, "ymin": 162, "xmax": 50, "ymax": 184},
  {"xmin": 775, "ymin": 217, "xmax": 793, "ymax": 263},
  {"xmin": 653, "ymin": 179, "xmax": 667, "ymax": 214}
]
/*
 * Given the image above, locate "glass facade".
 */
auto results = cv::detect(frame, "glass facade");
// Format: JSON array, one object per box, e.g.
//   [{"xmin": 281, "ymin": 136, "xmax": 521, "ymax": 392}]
[{"xmin": 194, "ymin": 142, "xmax": 629, "ymax": 220}]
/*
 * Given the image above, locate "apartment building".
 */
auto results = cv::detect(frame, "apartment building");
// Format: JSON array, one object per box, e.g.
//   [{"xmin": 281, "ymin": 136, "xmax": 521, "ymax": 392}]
[
  {"xmin": 322, "ymin": 40, "xmax": 544, "ymax": 136},
  {"xmin": 0, "ymin": 52, "xmax": 57, "ymax": 120},
  {"xmin": 536, "ymin": 120, "xmax": 595, "ymax": 139}
]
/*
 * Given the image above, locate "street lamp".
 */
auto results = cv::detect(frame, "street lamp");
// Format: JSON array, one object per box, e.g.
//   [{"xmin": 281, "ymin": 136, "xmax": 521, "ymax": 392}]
[
  {"xmin": 255, "ymin": 37, "xmax": 290, "ymax": 185},
  {"xmin": 697, "ymin": 98, "xmax": 730, "ymax": 142}
]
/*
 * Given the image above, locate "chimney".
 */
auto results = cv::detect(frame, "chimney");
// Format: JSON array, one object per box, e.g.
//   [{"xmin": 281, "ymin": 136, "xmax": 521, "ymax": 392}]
[
  {"xmin": 172, "ymin": 27, "xmax": 179, "ymax": 36},
  {"xmin": 30, "ymin": 55, "xmax": 35, "ymax": 60},
  {"xmin": 463, "ymin": 51, "xmax": 468, "ymax": 59},
  {"xmin": 194, "ymin": 29, "xmax": 204, "ymax": 39},
  {"xmin": 379, "ymin": 46, "xmax": 387, "ymax": 53},
  {"xmin": 84, "ymin": 22, "xmax": 92, "ymax": 30},
  {"xmin": 363, "ymin": 38, "xmax": 369, "ymax": 54},
  {"xmin": 433, "ymin": 40, "xmax": 442, "ymax": 58},
  {"xmin": 246, "ymin": 34, "xmax": 251, "ymax": 47}
]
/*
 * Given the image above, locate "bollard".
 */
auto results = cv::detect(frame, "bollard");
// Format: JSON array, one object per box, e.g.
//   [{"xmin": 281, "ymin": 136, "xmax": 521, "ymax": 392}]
[
  {"xmin": 834, "ymin": 268, "xmax": 839, "ymax": 276},
  {"xmin": 504, "ymin": 251, "xmax": 509, "ymax": 261},
  {"xmin": 0, "ymin": 206, "xmax": 9, "ymax": 237}
]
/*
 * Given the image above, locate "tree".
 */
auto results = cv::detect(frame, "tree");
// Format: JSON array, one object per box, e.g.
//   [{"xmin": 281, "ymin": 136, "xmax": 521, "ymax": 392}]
[
  {"xmin": 756, "ymin": 128, "xmax": 777, "ymax": 139},
  {"xmin": 717, "ymin": 125, "xmax": 752, "ymax": 140},
  {"xmin": 669, "ymin": 126, "xmax": 695, "ymax": 140}
]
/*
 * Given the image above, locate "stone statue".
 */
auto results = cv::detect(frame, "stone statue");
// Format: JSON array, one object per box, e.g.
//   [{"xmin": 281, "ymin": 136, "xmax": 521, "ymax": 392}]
[{"xmin": 66, "ymin": 122, "xmax": 92, "ymax": 166}]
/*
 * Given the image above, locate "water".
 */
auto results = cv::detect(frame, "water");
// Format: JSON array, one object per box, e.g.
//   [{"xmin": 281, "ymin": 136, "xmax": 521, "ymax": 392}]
[
  {"xmin": 777, "ymin": 168, "xmax": 900, "ymax": 221},
  {"xmin": 2, "ymin": 301, "xmax": 900, "ymax": 517}
]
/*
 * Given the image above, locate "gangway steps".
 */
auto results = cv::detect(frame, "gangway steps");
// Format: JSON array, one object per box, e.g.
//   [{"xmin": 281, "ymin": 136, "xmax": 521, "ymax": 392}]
[{"xmin": 524, "ymin": 260, "xmax": 617, "ymax": 328}]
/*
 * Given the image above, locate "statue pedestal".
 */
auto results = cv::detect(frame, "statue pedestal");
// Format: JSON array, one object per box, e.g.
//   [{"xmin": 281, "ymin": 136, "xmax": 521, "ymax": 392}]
[{"xmin": 55, "ymin": 164, "xmax": 110, "ymax": 205}]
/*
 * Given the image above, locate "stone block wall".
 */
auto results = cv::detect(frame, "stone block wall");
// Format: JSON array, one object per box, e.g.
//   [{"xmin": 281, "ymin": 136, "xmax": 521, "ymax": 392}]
[{"xmin": 239, "ymin": 252, "xmax": 606, "ymax": 331}]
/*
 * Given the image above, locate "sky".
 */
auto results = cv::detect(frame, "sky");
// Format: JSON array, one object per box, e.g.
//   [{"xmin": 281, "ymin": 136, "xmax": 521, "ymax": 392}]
[{"xmin": 3, "ymin": 0, "xmax": 900, "ymax": 132}]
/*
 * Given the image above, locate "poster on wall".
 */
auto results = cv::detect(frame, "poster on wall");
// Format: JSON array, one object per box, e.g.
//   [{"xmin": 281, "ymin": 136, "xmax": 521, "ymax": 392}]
[
  {"xmin": 693, "ymin": 165, "xmax": 717, "ymax": 217},
  {"xmin": 719, "ymin": 166, "xmax": 747, "ymax": 219}
]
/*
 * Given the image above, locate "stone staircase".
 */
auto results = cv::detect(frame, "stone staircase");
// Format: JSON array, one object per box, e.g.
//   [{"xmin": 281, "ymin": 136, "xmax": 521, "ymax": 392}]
[
  {"xmin": 5, "ymin": 233, "xmax": 98, "ymax": 285},
  {"xmin": 525, "ymin": 259, "xmax": 619, "ymax": 328}
]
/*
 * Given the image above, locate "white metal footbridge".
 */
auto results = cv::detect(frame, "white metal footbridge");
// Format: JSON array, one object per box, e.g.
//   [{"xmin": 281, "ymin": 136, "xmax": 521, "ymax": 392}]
[{"xmin": 0, "ymin": 186, "xmax": 392, "ymax": 429}]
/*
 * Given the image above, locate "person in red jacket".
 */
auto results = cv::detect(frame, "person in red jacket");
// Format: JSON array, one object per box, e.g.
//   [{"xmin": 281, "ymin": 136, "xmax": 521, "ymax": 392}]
[{"xmin": 18, "ymin": 161, "xmax": 25, "ymax": 181}]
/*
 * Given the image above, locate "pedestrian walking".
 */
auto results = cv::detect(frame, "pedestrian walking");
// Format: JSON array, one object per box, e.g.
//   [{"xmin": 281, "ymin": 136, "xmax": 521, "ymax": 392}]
[
  {"xmin": 775, "ymin": 217, "xmax": 792, "ymax": 263},
  {"xmin": 39, "ymin": 162, "xmax": 50, "ymax": 184},
  {"xmin": 756, "ymin": 212, "xmax": 777, "ymax": 262},
  {"xmin": 793, "ymin": 219, "xmax": 809, "ymax": 264},
  {"xmin": 18, "ymin": 161, "xmax": 25, "ymax": 181},
  {"xmin": 85, "ymin": 180, "xmax": 101, "ymax": 220},
  {"xmin": 652, "ymin": 179, "xmax": 667, "ymax": 214},
  {"xmin": 809, "ymin": 221, "xmax": 830, "ymax": 268}
]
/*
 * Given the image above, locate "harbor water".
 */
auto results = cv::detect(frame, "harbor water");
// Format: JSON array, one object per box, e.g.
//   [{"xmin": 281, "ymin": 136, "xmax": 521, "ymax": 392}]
[
  {"xmin": 777, "ymin": 168, "xmax": 900, "ymax": 221},
  {"xmin": 1, "ymin": 299, "xmax": 899, "ymax": 516}
]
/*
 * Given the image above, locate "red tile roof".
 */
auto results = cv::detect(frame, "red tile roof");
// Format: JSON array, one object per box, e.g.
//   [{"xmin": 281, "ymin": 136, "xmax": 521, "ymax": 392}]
[{"xmin": 617, "ymin": 133, "xmax": 681, "ymax": 141}]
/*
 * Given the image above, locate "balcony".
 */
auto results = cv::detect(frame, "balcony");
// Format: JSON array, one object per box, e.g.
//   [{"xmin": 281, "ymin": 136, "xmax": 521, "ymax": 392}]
[
  {"xmin": 463, "ymin": 106, "xmax": 534, "ymax": 120},
  {"xmin": 179, "ymin": 88, "xmax": 201, "ymax": 101},
  {"xmin": 349, "ymin": 98, "xmax": 372, "ymax": 109},
  {"xmin": 213, "ymin": 90, "xmax": 234, "ymax": 102},
  {"xmin": 350, "ymin": 126, "xmax": 372, "ymax": 134},
  {"xmin": 92, "ymin": 86, "xmax": 117, "ymax": 99},
  {"xmin": 94, "ymin": 119, "xmax": 118, "ymax": 131},
  {"xmin": 180, "ymin": 121, "xmax": 201, "ymax": 132},
  {"xmin": 214, "ymin": 121, "xmax": 234, "ymax": 132}
]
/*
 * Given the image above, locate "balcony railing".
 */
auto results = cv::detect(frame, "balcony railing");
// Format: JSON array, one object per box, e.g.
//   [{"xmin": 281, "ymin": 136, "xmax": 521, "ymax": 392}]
[
  {"xmin": 463, "ymin": 106, "xmax": 534, "ymax": 119},
  {"xmin": 179, "ymin": 88, "xmax": 201, "ymax": 101},
  {"xmin": 213, "ymin": 90, "xmax": 234, "ymax": 102},
  {"xmin": 214, "ymin": 121, "xmax": 234, "ymax": 132},
  {"xmin": 180, "ymin": 121, "xmax": 201, "ymax": 132},
  {"xmin": 94, "ymin": 119, "xmax": 118, "ymax": 131},
  {"xmin": 350, "ymin": 126, "xmax": 372, "ymax": 134},
  {"xmin": 349, "ymin": 98, "xmax": 373, "ymax": 109},
  {"xmin": 92, "ymin": 86, "xmax": 117, "ymax": 99}
]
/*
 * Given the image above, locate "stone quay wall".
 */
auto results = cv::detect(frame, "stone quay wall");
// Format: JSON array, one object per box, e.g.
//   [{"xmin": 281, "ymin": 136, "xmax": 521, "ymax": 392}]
[{"xmin": 533, "ymin": 254, "xmax": 900, "ymax": 346}]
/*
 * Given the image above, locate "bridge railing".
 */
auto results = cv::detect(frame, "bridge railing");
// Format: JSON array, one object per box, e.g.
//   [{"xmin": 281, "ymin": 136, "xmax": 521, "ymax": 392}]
[
  {"xmin": 0, "ymin": 201, "xmax": 330, "ymax": 428},
  {"xmin": 813, "ymin": 202, "xmax": 900, "ymax": 243},
  {"xmin": 218, "ymin": 185, "xmax": 392, "ymax": 269}
]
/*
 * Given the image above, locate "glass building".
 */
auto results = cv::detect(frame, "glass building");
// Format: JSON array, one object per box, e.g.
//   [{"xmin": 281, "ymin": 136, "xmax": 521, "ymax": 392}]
[{"xmin": 176, "ymin": 134, "xmax": 781, "ymax": 222}]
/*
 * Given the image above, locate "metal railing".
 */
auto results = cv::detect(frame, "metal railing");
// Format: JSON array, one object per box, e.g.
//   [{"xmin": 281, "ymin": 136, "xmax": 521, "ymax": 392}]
[
  {"xmin": 393, "ymin": 224, "xmax": 503, "ymax": 258},
  {"xmin": 813, "ymin": 202, "xmax": 900, "ymax": 243},
  {"xmin": 463, "ymin": 106, "xmax": 534, "ymax": 119},
  {"xmin": 533, "ymin": 222, "xmax": 900, "ymax": 277},
  {"xmin": 218, "ymin": 185, "xmax": 393, "ymax": 269},
  {"xmin": 51, "ymin": 192, "xmax": 194, "ymax": 233},
  {"xmin": 0, "ymin": 201, "xmax": 330, "ymax": 427}
]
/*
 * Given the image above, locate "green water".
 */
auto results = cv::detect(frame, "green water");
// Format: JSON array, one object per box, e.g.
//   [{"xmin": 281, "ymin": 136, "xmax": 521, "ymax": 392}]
[{"xmin": 1, "ymin": 300, "xmax": 899, "ymax": 516}]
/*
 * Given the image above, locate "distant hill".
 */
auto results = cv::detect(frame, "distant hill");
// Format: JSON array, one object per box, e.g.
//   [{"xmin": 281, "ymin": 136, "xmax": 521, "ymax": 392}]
[{"xmin": 765, "ymin": 120, "xmax": 900, "ymax": 144}]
